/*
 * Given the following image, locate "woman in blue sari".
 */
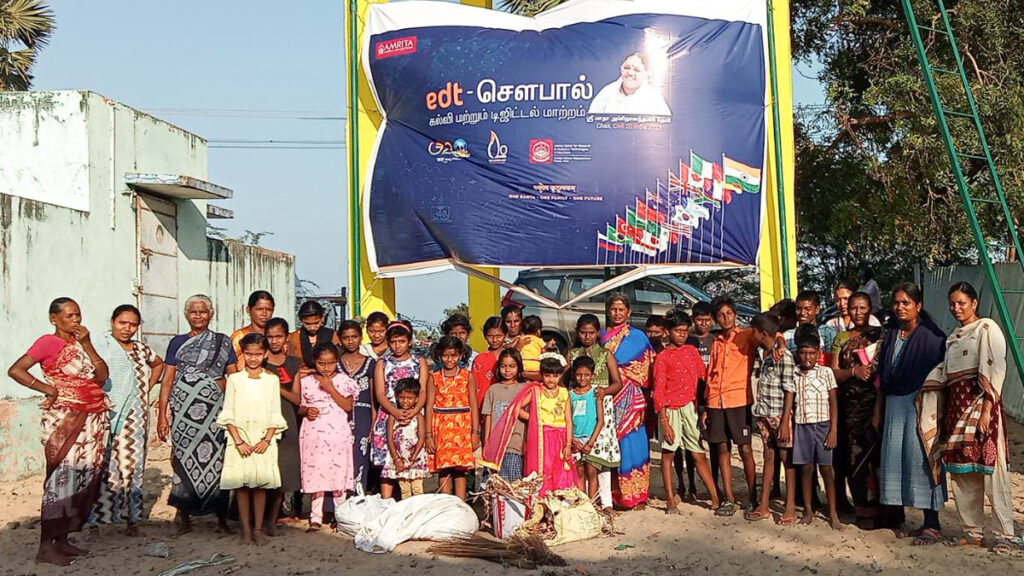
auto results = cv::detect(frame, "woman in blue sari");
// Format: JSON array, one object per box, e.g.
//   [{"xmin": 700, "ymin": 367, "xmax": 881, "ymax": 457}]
[
  {"xmin": 599, "ymin": 293, "xmax": 655, "ymax": 509},
  {"xmin": 157, "ymin": 294, "xmax": 237, "ymax": 535}
]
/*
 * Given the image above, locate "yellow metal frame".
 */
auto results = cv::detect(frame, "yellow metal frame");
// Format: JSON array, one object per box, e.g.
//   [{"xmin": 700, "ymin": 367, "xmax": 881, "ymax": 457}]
[{"xmin": 348, "ymin": 0, "xmax": 797, "ymax": 329}]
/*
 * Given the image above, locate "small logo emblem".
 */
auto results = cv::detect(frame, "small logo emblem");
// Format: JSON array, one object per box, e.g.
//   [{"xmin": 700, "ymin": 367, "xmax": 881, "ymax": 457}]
[
  {"xmin": 488, "ymin": 131, "xmax": 508, "ymax": 164},
  {"xmin": 529, "ymin": 139, "xmax": 553, "ymax": 164},
  {"xmin": 375, "ymin": 36, "xmax": 417, "ymax": 59}
]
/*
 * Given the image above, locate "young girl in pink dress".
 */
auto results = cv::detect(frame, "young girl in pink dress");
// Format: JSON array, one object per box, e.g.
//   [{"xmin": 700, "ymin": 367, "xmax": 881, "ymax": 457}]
[{"xmin": 299, "ymin": 342, "xmax": 358, "ymax": 531}]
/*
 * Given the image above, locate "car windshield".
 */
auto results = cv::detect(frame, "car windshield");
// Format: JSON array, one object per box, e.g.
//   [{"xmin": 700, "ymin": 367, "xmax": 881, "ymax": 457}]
[{"xmin": 657, "ymin": 275, "xmax": 711, "ymax": 302}]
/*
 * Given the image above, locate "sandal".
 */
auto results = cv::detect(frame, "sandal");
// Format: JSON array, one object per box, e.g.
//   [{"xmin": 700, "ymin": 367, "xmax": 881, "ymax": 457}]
[
  {"xmin": 777, "ymin": 515, "xmax": 798, "ymax": 526},
  {"xmin": 911, "ymin": 528, "xmax": 942, "ymax": 546},
  {"xmin": 714, "ymin": 501, "xmax": 737, "ymax": 517},
  {"xmin": 306, "ymin": 523, "xmax": 322, "ymax": 533},
  {"xmin": 944, "ymin": 535, "xmax": 983, "ymax": 548},
  {"xmin": 744, "ymin": 509, "xmax": 771, "ymax": 522},
  {"xmin": 992, "ymin": 537, "xmax": 1024, "ymax": 555}
]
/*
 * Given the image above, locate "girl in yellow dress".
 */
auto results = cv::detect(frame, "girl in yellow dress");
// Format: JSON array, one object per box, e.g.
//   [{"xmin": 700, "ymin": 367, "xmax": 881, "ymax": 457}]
[{"xmin": 217, "ymin": 333, "xmax": 287, "ymax": 546}]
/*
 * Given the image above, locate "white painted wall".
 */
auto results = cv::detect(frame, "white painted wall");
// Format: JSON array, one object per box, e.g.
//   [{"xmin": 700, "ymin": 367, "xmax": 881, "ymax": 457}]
[
  {"xmin": 0, "ymin": 91, "xmax": 295, "ymax": 400},
  {"xmin": 0, "ymin": 91, "xmax": 91, "ymax": 211}
]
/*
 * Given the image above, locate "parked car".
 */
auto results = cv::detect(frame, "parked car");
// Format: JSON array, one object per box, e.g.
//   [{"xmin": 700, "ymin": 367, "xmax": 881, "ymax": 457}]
[{"xmin": 502, "ymin": 268, "xmax": 757, "ymax": 351}]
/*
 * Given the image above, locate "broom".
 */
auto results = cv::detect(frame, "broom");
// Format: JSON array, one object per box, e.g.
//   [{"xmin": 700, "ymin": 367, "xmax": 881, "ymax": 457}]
[{"xmin": 426, "ymin": 533, "xmax": 567, "ymax": 569}]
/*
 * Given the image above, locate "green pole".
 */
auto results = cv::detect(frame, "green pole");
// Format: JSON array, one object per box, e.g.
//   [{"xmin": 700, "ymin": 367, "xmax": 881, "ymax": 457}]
[
  {"xmin": 766, "ymin": 0, "xmax": 792, "ymax": 299},
  {"xmin": 348, "ymin": 0, "xmax": 362, "ymax": 318}
]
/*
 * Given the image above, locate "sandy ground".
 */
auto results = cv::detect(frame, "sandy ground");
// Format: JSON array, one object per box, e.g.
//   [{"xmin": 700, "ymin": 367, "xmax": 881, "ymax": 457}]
[{"xmin": 3, "ymin": 416, "xmax": 1024, "ymax": 576}]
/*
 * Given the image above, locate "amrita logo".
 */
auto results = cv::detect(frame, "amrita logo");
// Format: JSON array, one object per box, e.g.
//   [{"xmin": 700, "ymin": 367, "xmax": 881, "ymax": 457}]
[
  {"xmin": 487, "ymin": 131, "xmax": 508, "ymax": 164},
  {"xmin": 529, "ymin": 139, "xmax": 553, "ymax": 164},
  {"xmin": 375, "ymin": 36, "xmax": 417, "ymax": 59}
]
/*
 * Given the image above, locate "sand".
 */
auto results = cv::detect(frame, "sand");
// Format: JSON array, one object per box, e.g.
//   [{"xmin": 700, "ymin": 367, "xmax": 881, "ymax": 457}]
[{"xmin": 3, "ymin": 414, "xmax": 1024, "ymax": 575}]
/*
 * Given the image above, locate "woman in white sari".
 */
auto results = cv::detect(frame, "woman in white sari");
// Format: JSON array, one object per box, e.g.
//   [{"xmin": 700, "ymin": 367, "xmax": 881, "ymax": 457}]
[{"xmin": 920, "ymin": 282, "xmax": 1022, "ymax": 552}]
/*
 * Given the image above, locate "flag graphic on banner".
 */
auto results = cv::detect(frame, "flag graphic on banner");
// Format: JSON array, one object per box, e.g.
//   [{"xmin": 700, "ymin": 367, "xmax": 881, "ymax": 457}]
[
  {"xmin": 596, "ymin": 154, "xmax": 755, "ymax": 260},
  {"xmin": 689, "ymin": 151, "xmax": 710, "ymax": 191},
  {"xmin": 597, "ymin": 233, "xmax": 624, "ymax": 253},
  {"xmin": 723, "ymin": 156, "xmax": 762, "ymax": 194}
]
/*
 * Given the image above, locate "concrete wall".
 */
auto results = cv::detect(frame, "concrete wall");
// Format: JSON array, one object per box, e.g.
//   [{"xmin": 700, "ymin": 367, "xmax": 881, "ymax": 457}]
[
  {"xmin": 923, "ymin": 263, "xmax": 1024, "ymax": 421},
  {"xmin": 185, "ymin": 238, "xmax": 296, "ymax": 335},
  {"xmin": 0, "ymin": 91, "xmax": 295, "ymax": 481}
]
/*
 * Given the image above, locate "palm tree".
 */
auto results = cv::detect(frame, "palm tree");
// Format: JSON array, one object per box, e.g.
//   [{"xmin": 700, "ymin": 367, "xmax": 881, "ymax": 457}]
[
  {"xmin": 498, "ymin": 0, "xmax": 566, "ymax": 17},
  {"xmin": 0, "ymin": 0, "xmax": 55, "ymax": 91}
]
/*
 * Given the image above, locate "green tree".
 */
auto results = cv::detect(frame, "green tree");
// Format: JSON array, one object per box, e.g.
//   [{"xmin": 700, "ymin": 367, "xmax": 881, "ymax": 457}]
[
  {"xmin": 442, "ymin": 302, "xmax": 469, "ymax": 320},
  {"xmin": 0, "ymin": 0, "xmax": 55, "ymax": 91},
  {"xmin": 790, "ymin": 0, "xmax": 1024, "ymax": 288}
]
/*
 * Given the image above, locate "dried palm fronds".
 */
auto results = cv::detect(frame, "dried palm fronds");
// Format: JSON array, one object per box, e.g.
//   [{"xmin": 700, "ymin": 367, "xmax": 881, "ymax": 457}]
[{"xmin": 427, "ymin": 533, "xmax": 567, "ymax": 569}]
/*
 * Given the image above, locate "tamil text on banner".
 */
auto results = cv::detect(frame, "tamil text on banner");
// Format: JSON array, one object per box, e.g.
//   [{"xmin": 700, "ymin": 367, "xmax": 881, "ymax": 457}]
[{"xmin": 362, "ymin": 0, "xmax": 768, "ymax": 277}]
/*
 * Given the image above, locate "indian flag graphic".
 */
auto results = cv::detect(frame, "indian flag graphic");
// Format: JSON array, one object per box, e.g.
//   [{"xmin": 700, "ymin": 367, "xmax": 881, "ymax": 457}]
[{"xmin": 723, "ymin": 156, "xmax": 761, "ymax": 194}]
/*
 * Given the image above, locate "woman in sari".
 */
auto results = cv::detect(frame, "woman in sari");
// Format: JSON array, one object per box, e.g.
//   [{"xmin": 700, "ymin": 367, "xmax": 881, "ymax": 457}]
[
  {"xmin": 7, "ymin": 297, "xmax": 110, "ymax": 566},
  {"xmin": 873, "ymin": 283, "xmax": 947, "ymax": 545},
  {"xmin": 830, "ymin": 292, "xmax": 885, "ymax": 529},
  {"xmin": 157, "ymin": 294, "xmax": 238, "ymax": 535},
  {"xmin": 90, "ymin": 304, "xmax": 163, "ymax": 535},
  {"xmin": 920, "ymin": 282, "xmax": 1022, "ymax": 551},
  {"xmin": 599, "ymin": 293, "xmax": 655, "ymax": 509},
  {"xmin": 567, "ymin": 313, "xmax": 623, "ymax": 511}
]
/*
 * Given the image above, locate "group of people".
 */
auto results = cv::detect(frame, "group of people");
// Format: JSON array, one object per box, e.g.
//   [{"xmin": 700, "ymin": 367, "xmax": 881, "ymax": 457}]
[{"xmin": 5, "ymin": 278, "xmax": 1021, "ymax": 565}]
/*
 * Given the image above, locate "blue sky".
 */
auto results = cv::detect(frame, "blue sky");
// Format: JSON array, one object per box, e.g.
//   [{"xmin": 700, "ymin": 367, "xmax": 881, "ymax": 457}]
[{"xmin": 34, "ymin": 0, "xmax": 824, "ymax": 326}]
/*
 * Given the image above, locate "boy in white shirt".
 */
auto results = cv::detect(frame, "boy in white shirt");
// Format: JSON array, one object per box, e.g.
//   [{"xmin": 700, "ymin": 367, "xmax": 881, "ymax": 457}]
[{"xmin": 781, "ymin": 324, "xmax": 841, "ymax": 530}]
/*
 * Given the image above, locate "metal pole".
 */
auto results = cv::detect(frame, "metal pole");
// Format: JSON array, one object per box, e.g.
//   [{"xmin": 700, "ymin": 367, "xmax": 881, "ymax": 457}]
[
  {"xmin": 348, "ymin": 0, "xmax": 362, "ymax": 318},
  {"xmin": 766, "ymin": 0, "xmax": 792, "ymax": 299}
]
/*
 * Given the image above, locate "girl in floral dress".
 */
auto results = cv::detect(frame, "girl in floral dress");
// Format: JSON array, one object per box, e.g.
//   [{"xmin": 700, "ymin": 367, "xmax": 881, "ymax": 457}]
[
  {"xmin": 371, "ymin": 321, "xmax": 429, "ymax": 499},
  {"xmin": 384, "ymin": 378, "xmax": 429, "ymax": 498},
  {"xmin": 426, "ymin": 337, "xmax": 479, "ymax": 500}
]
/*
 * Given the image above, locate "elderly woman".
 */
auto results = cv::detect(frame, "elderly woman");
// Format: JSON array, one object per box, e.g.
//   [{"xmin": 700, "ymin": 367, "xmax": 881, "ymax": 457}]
[
  {"xmin": 89, "ymin": 305, "xmax": 163, "ymax": 535},
  {"xmin": 157, "ymin": 294, "xmax": 237, "ymax": 535},
  {"xmin": 873, "ymin": 283, "xmax": 947, "ymax": 545},
  {"xmin": 7, "ymin": 298, "xmax": 110, "ymax": 566},
  {"xmin": 599, "ymin": 293, "xmax": 655, "ymax": 509},
  {"xmin": 920, "ymin": 282, "xmax": 1022, "ymax": 551}
]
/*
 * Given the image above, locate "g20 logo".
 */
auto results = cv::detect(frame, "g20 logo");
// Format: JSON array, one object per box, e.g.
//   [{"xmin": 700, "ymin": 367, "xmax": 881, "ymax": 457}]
[{"xmin": 428, "ymin": 138, "xmax": 470, "ymax": 161}]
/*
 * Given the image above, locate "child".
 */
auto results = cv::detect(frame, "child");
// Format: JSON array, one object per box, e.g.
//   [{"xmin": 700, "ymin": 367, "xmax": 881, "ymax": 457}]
[
  {"xmin": 703, "ymin": 295, "xmax": 760, "ymax": 516},
  {"xmin": 427, "ymin": 336, "xmax": 480, "ymax": 500},
  {"xmin": 519, "ymin": 315, "xmax": 546, "ymax": 381},
  {"xmin": 288, "ymin": 300, "xmax": 340, "ymax": 368},
  {"xmin": 783, "ymin": 290, "xmax": 838, "ymax": 366},
  {"xmin": 384, "ymin": 378, "xmax": 429, "ymax": 498},
  {"xmin": 263, "ymin": 318, "xmax": 303, "ymax": 529},
  {"xmin": 645, "ymin": 315, "xmax": 668, "ymax": 354},
  {"xmin": 217, "ymin": 333, "xmax": 287, "ymax": 546},
  {"xmin": 781, "ymin": 325, "xmax": 841, "ymax": 530},
  {"xmin": 337, "ymin": 320, "xmax": 376, "ymax": 495},
  {"xmin": 298, "ymin": 342, "xmax": 358, "ymax": 531},
  {"xmin": 566, "ymin": 314, "xmax": 622, "ymax": 511},
  {"xmin": 746, "ymin": 313, "xmax": 798, "ymax": 524},
  {"xmin": 568, "ymin": 356, "xmax": 605, "ymax": 500},
  {"xmin": 471, "ymin": 316, "xmax": 506, "ymax": 410},
  {"xmin": 535, "ymin": 354, "xmax": 576, "ymax": 494},
  {"xmin": 359, "ymin": 311, "xmax": 391, "ymax": 360},
  {"xmin": 653, "ymin": 310, "xmax": 720, "ymax": 514},
  {"xmin": 480, "ymin": 348, "xmax": 528, "ymax": 482},
  {"xmin": 685, "ymin": 301, "xmax": 718, "ymax": 501},
  {"xmin": 372, "ymin": 321, "xmax": 429, "ymax": 499}
]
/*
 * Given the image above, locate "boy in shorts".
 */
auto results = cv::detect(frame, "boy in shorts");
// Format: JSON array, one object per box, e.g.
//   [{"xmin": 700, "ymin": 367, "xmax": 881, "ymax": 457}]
[
  {"xmin": 653, "ymin": 310, "xmax": 720, "ymax": 514},
  {"xmin": 746, "ymin": 312, "xmax": 797, "ymax": 524},
  {"xmin": 702, "ymin": 295, "xmax": 759, "ymax": 516},
  {"xmin": 781, "ymin": 325, "xmax": 842, "ymax": 530}
]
